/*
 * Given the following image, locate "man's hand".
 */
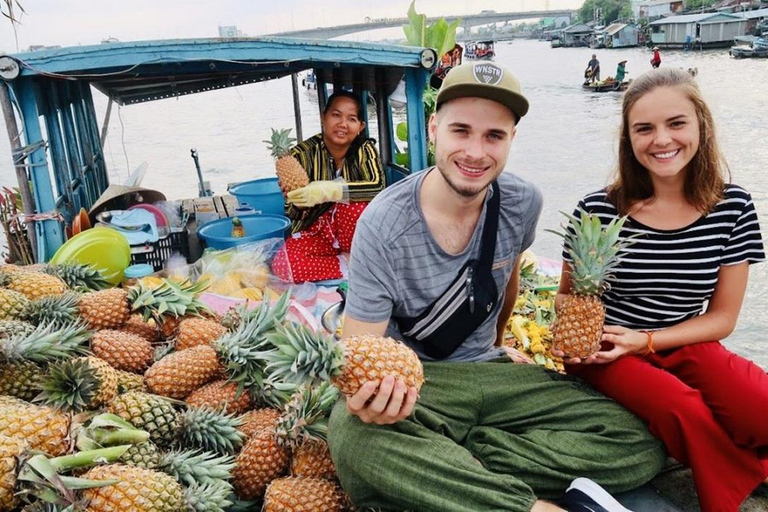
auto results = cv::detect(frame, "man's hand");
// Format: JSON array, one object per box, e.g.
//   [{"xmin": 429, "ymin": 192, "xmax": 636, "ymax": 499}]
[
  {"xmin": 502, "ymin": 346, "xmax": 535, "ymax": 365},
  {"xmin": 286, "ymin": 181, "xmax": 344, "ymax": 208},
  {"xmin": 346, "ymin": 376, "xmax": 419, "ymax": 425}
]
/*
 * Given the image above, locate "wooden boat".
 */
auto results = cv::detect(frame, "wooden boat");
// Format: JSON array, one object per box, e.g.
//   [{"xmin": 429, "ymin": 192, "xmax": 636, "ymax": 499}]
[
  {"xmin": 0, "ymin": 37, "xmax": 437, "ymax": 262},
  {"xmin": 730, "ymin": 36, "xmax": 768, "ymax": 58},
  {"xmin": 582, "ymin": 80, "xmax": 630, "ymax": 92}
]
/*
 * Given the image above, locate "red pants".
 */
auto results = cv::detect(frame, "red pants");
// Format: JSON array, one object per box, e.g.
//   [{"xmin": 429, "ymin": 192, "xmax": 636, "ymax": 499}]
[
  {"xmin": 271, "ymin": 202, "xmax": 367, "ymax": 283},
  {"xmin": 566, "ymin": 342, "xmax": 768, "ymax": 512}
]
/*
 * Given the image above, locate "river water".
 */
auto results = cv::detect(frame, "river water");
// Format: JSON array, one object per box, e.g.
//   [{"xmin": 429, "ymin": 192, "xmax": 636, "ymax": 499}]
[{"xmin": 0, "ymin": 39, "xmax": 765, "ymax": 367}]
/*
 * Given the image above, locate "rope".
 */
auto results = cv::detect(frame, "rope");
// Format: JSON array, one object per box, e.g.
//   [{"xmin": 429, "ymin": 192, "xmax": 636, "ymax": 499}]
[{"xmin": 14, "ymin": 210, "xmax": 65, "ymax": 223}]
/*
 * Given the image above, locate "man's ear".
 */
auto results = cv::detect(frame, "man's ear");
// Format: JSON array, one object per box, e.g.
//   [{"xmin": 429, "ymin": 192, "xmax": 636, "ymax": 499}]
[
  {"xmin": 510, "ymin": 125, "xmax": 518, "ymax": 143},
  {"xmin": 427, "ymin": 112, "xmax": 438, "ymax": 143}
]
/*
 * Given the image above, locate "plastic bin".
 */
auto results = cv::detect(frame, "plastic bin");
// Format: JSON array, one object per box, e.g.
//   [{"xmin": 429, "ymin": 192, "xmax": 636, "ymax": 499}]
[
  {"xmin": 197, "ymin": 214, "xmax": 290, "ymax": 250},
  {"xmin": 228, "ymin": 177, "xmax": 285, "ymax": 216},
  {"xmin": 130, "ymin": 230, "xmax": 190, "ymax": 271}
]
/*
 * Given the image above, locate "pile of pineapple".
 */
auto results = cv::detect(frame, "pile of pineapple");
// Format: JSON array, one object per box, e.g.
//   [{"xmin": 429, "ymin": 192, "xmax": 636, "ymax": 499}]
[
  {"xmin": 502, "ymin": 256, "xmax": 566, "ymax": 373},
  {"xmin": 0, "ymin": 262, "xmax": 423, "ymax": 511}
]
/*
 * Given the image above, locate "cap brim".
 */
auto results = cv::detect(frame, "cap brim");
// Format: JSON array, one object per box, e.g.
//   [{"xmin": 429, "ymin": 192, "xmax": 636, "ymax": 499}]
[{"xmin": 438, "ymin": 84, "xmax": 529, "ymax": 121}]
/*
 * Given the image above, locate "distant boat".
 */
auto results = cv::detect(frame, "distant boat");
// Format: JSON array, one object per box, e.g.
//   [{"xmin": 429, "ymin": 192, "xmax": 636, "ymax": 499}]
[
  {"xmin": 582, "ymin": 80, "xmax": 630, "ymax": 92},
  {"xmin": 464, "ymin": 40, "xmax": 495, "ymax": 60},
  {"xmin": 730, "ymin": 36, "xmax": 768, "ymax": 58}
]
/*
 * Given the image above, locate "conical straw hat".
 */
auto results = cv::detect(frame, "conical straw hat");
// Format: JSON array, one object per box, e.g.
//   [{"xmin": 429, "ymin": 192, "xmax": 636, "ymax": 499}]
[{"xmin": 88, "ymin": 184, "xmax": 166, "ymax": 219}]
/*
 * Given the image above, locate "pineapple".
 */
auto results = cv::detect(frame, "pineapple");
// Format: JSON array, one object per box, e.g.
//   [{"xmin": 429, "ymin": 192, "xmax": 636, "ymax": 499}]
[
  {"xmin": 264, "ymin": 325, "xmax": 425, "ymax": 396},
  {"xmin": 91, "ymin": 330, "xmax": 154, "ymax": 373},
  {"xmin": 231, "ymin": 217, "xmax": 245, "ymax": 238},
  {"xmin": 0, "ymin": 289, "xmax": 30, "ymax": 320},
  {"xmin": 82, "ymin": 464, "xmax": 184, "ymax": 512},
  {"xmin": 115, "ymin": 369, "xmax": 147, "ymax": 394},
  {"xmin": 108, "ymin": 391, "xmax": 179, "ymax": 448},
  {"xmin": 263, "ymin": 476, "xmax": 350, "ymax": 512},
  {"xmin": 231, "ymin": 429, "xmax": 290, "ymax": 500},
  {"xmin": 291, "ymin": 439, "xmax": 336, "ymax": 480},
  {"xmin": 549, "ymin": 209, "xmax": 633, "ymax": 359},
  {"xmin": 264, "ymin": 127, "xmax": 309, "ymax": 193},
  {"xmin": 0, "ymin": 398, "xmax": 71, "ymax": 456},
  {"xmin": 186, "ymin": 380, "xmax": 252, "ymax": 415},
  {"xmin": 145, "ymin": 345, "xmax": 222, "ymax": 399},
  {"xmin": 121, "ymin": 314, "xmax": 159, "ymax": 344},
  {"xmin": 78, "ymin": 288, "xmax": 131, "ymax": 330},
  {"xmin": 37, "ymin": 356, "xmax": 118, "ymax": 412},
  {"xmin": 0, "ymin": 434, "xmax": 27, "ymax": 511},
  {"xmin": 0, "ymin": 361, "xmax": 45, "ymax": 401},
  {"xmin": 0, "ymin": 271, "xmax": 67, "ymax": 300},
  {"xmin": 119, "ymin": 441, "xmax": 161, "ymax": 469},
  {"xmin": 176, "ymin": 317, "xmax": 227, "ymax": 351},
  {"xmin": 43, "ymin": 262, "xmax": 109, "ymax": 291},
  {"xmin": 238, "ymin": 408, "xmax": 281, "ymax": 440},
  {"xmin": 0, "ymin": 319, "xmax": 34, "ymax": 339}
]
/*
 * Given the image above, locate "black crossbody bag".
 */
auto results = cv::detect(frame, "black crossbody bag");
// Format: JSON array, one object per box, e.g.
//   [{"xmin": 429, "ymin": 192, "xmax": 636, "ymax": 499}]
[{"xmin": 394, "ymin": 181, "xmax": 500, "ymax": 360}]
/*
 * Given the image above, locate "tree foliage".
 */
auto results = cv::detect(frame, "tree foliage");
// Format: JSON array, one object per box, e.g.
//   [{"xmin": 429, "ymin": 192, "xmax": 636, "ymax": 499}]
[{"xmin": 577, "ymin": 0, "xmax": 633, "ymax": 25}]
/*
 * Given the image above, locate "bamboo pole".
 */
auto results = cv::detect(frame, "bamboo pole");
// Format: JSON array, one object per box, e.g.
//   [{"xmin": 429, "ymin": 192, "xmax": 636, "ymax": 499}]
[{"xmin": 0, "ymin": 80, "xmax": 37, "ymax": 261}]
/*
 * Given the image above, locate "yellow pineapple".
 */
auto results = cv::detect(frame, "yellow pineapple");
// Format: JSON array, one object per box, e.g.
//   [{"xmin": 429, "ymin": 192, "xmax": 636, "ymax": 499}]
[
  {"xmin": 263, "ymin": 476, "xmax": 350, "ymax": 512},
  {"xmin": 79, "ymin": 288, "xmax": 131, "ymax": 330},
  {"xmin": 0, "ymin": 270, "xmax": 67, "ymax": 300},
  {"xmin": 549, "ymin": 209, "xmax": 633, "ymax": 358},
  {"xmin": 145, "ymin": 345, "xmax": 222, "ymax": 399},
  {"xmin": 291, "ymin": 438, "xmax": 336, "ymax": 480},
  {"xmin": 231, "ymin": 217, "xmax": 245, "ymax": 238},
  {"xmin": 266, "ymin": 325, "xmax": 425, "ymax": 397},
  {"xmin": 92, "ymin": 330, "xmax": 154, "ymax": 373},
  {"xmin": 0, "ymin": 434, "xmax": 27, "ymax": 512},
  {"xmin": 265, "ymin": 127, "xmax": 309, "ymax": 194},
  {"xmin": 0, "ymin": 398, "xmax": 71, "ymax": 456},
  {"xmin": 176, "ymin": 317, "xmax": 228, "ymax": 351},
  {"xmin": 239, "ymin": 408, "xmax": 281, "ymax": 440},
  {"xmin": 82, "ymin": 464, "xmax": 184, "ymax": 512},
  {"xmin": 0, "ymin": 289, "xmax": 30, "ymax": 320},
  {"xmin": 185, "ymin": 380, "xmax": 252, "ymax": 415},
  {"xmin": 115, "ymin": 369, "xmax": 148, "ymax": 393},
  {"xmin": 121, "ymin": 314, "xmax": 159, "ymax": 343}
]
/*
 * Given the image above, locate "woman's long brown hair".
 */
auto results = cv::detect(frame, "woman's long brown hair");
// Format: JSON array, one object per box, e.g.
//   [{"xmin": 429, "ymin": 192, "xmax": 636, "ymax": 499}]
[{"xmin": 608, "ymin": 67, "xmax": 729, "ymax": 215}]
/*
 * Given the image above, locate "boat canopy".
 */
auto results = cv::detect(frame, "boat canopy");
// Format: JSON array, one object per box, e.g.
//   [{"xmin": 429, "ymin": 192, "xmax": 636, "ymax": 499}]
[{"xmin": 0, "ymin": 37, "xmax": 436, "ymax": 260}]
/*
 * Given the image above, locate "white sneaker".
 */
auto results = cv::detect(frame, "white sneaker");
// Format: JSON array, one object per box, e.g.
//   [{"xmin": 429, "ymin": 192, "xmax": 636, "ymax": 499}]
[{"xmin": 557, "ymin": 478, "xmax": 633, "ymax": 512}]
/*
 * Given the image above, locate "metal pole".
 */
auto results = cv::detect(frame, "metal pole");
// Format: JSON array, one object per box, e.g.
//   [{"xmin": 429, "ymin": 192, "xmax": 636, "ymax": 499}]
[
  {"xmin": 100, "ymin": 97, "xmax": 113, "ymax": 148},
  {"xmin": 0, "ymin": 81, "xmax": 37, "ymax": 260},
  {"xmin": 290, "ymin": 73, "xmax": 303, "ymax": 141}
]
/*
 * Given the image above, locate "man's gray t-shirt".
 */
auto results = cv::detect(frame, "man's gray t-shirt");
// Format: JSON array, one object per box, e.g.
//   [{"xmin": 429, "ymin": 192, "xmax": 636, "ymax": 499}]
[{"xmin": 346, "ymin": 169, "xmax": 543, "ymax": 362}]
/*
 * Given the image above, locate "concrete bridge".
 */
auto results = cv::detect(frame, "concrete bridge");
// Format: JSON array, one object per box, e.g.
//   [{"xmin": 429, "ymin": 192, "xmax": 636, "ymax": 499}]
[{"xmin": 267, "ymin": 10, "xmax": 575, "ymax": 39}]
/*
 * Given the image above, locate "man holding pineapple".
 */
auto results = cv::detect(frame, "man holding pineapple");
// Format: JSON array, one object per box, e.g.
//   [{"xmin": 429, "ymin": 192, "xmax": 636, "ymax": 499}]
[{"xmin": 328, "ymin": 62, "xmax": 665, "ymax": 512}]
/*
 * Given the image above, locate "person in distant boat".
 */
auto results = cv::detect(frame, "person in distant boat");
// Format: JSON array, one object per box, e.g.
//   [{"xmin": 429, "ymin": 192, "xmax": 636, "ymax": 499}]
[
  {"xmin": 650, "ymin": 46, "xmax": 661, "ymax": 68},
  {"xmin": 586, "ymin": 54, "xmax": 600, "ymax": 83},
  {"xmin": 328, "ymin": 61, "xmax": 665, "ymax": 512},
  {"xmin": 271, "ymin": 90, "xmax": 384, "ymax": 283},
  {"xmin": 555, "ymin": 68, "xmax": 767, "ymax": 512},
  {"xmin": 615, "ymin": 60, "xmax": 627, "ymax": 83}
]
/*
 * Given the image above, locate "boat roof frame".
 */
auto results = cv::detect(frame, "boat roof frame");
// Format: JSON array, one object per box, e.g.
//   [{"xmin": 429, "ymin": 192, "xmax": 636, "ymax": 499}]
[{"xmin": 0, "ymin": 37, "xmax": 436, "ymax": 261}]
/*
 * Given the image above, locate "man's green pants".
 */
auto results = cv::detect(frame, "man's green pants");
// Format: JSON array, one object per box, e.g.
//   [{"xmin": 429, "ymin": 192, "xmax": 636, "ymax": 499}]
[{"xmin": 328, "ymin": 360, "xmax": 665, "ymax": 511}]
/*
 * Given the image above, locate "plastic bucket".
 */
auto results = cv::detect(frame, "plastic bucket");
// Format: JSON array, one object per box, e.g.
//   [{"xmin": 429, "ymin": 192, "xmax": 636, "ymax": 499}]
[
  {"xmin": 196, "ymin": 214, "xmax": 291, "ymax": 250},
  {"xmin": 228, "ymin": 177, "xmax": 285, "ymax": 216}
]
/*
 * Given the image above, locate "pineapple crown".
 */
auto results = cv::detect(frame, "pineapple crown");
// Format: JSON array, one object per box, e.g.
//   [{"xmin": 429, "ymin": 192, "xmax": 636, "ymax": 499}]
[
  {"xmin": 158, "ymin": 449, "xmax": 235, "ymax": 487},
  {"xmin": 178, "ymin": 407, "xmax": 245, "ymax": 456},
  {"xmin": 127, "ymin": 278, "xmax": 211, "ymax": 324},
  {"xmin": 44, "ymin": 263, "xmax": 110, "ymax": 292},
  {"xmin": 36, "ymin": 357, "xmax": 104, "ymax": 412},
  {"xmin": 183, "ymin": 480, "xmax": 236, "ymax": 512},
  {"xmin": 231, "ymin": 216, "xmax": 242, "ymax": 227},
  {"xmin": 263, "ymin": 128, "xmax": 297, "ymax": 159},
  {"xmin": 262, "ymin": 322, "xmax": 344, "ymax": 387},
  {"xmin": 1, "ymin": 321, "xmax": 91, "ymax": 363},
  {"xmin": 547, "ymin": 208, "xmax": 635, "ymax": 296},
  {"xmin": 213, "ymin": 320, "xmax": 274, "ymax": 395},
  {"xmin": 275, "ymin": 381, "xmax": 340, "ymax": 447},
  {"xmin": 24, "ymin": 292, "xmax": 81, "ymax": 328}
]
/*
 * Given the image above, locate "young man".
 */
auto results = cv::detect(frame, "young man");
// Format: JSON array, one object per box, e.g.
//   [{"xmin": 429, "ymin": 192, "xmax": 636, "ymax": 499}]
[{"xmin": 328, "ymin": 62, "xmax": 665, "ymax": 512}]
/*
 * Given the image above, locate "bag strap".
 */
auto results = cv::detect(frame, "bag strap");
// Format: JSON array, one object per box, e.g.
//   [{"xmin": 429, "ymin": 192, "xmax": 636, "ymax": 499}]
[{"xmin": 478, "ymin": 181, "xmax": 500, "ymax": 273}]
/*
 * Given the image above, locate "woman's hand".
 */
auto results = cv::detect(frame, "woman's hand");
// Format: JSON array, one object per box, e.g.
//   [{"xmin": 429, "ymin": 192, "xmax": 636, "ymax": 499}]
[
  {"xmin": 345, "ymin": 376, "xmax": 419, "ymax": 425},
  {"xmin": 552, "ymin": 325, "xmax": 647, "ymax": 364}
]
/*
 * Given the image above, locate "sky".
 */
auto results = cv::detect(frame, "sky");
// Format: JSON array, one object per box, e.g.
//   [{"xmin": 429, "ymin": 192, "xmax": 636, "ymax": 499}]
[{"xmin": 0, "ymin": 0, "xmax": 581, "ymax": 52}]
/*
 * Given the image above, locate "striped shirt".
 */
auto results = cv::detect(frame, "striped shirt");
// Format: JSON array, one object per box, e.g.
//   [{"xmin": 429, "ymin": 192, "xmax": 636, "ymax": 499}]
[
  {"xmin": 286, "ymin": 134, "xmax": 384, "ymax": 233},
  {"xmin": 563, "ymin": 186, "xmax": 765, "ymax": 330}
]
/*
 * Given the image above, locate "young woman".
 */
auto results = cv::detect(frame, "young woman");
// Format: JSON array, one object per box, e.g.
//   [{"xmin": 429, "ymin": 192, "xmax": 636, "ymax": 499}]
[
  {"xmin": 271, "ymin": 90, "xmax": 384, "ymax": 283},
  {"xmin": 555, "ymin": 68, "xmax": 767, "ymax": 512}
]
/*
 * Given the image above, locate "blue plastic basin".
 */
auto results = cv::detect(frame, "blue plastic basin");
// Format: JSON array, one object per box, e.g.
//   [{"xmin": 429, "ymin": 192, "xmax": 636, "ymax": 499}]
[
  {"xmin": 228, "ymin": 177, "xmax": 285, "ymax": 216},
  {"xmin": 196, "ymin": 214, "xmax": 291, "ymax": 250}
]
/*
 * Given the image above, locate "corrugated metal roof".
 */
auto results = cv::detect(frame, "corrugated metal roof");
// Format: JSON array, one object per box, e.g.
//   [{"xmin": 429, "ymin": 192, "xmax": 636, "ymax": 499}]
[
  {"xmin": 733, "ymin": 7, "xmax": 768, "ymax": 19},
  {"xmin": 650, "ymin": 12, "xmax": 742, "ymax": 24},
  {"xmin": 605, "ymin": 23, "xmax": 629, "ymax": 35}
]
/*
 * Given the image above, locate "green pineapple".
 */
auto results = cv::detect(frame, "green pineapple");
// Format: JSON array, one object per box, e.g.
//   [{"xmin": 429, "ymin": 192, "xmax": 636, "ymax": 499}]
[
  {"xmin": 119, "ymin": 441, "xmax": 161, "ymax": 469},
  {"xmin": 108, "ymin": 391, "xmax": 180, "ymax": 448},
  {"xmin": 548, "ymin": 209, "xmax": 634, "ymax": 359}
]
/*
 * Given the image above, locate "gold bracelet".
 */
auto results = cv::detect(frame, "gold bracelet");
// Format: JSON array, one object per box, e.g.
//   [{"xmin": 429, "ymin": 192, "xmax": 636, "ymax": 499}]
[{"xmin": 642, "ymin": 331, "xmax": 656, "ymax": 355}]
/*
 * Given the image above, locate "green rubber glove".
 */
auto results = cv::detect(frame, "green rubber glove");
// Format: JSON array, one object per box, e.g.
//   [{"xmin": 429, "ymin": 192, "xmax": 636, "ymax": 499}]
[{"xmin": 287, "ymin": 181, "xmax": 345, "ymax": 208}]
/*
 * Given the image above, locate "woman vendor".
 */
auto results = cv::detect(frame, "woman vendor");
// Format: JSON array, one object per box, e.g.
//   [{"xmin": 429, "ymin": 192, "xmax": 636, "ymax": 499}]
[{"xmin": 271, "ymin": 90, "xmax": 384, "ymax": 283}]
